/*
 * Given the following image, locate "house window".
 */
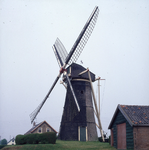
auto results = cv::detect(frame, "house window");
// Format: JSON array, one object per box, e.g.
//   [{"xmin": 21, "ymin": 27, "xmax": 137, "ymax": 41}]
[
  {"xmin": 47, "ymin": 128, "xmax": 51, "ymax": 132},
  {"xmin": 38, "ymin": 127, "xmax": 42, "ymax": 133}
]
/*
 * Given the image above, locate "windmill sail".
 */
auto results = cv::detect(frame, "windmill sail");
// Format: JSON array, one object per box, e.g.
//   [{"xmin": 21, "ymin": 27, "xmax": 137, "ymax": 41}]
[
  {"xmin": 53, "ymin": 38, "xmax": 68, "ymax": 67},
  {"xmin": 65, "ymin": 6, "xmax": 99, "ymax": 65},
  {"xmin": 53, "ymin": 45, "xmax": 63, "ymax": 67},
  {"xmin": 65, "ymin": 73, "xmax": 80, "ymax": 112},
  {"xmin": 30, "ymin": 74, "xmax": 61, "ymax": 123}
]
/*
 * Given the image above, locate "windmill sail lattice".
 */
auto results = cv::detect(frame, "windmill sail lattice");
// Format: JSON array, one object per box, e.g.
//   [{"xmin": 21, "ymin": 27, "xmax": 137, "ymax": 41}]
[
  {"xmin": 67, "ymin": 7, "xmax": 99, "ymax": 65},
  {"xmin": 53, "ymin": 38, "xmax": 68, "ymax": 67},
  {"xmin": 30, "ymin": 102, "xmax": 42, "ymax": 122}
]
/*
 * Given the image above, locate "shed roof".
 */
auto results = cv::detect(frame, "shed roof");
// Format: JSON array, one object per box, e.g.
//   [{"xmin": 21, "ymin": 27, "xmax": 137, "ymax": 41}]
[
  {"xmin": 108, "ymin": 104, "xmax": 149, "ymax": 129},
  {"xmin": 24, "ymin": 121, "xmax": 57, "ymax": 135}
]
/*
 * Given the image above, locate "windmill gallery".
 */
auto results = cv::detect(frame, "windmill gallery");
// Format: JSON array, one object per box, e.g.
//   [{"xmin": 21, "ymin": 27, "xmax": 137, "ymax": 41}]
[{"xmin": 30, "ymin": 6, "xmax": 104, "ymax": 141}]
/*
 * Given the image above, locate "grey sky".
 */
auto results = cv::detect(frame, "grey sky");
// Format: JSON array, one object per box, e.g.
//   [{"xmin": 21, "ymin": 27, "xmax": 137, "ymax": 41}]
[{"xmin": 0, "ymin": 0, "xmax": 149, "ymax": 141}]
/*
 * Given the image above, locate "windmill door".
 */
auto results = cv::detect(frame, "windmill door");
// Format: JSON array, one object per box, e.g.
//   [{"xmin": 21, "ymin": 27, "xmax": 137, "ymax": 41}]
[{"xmin": 78, "ymin": 126, "xmax": 87, "ymax": 141}]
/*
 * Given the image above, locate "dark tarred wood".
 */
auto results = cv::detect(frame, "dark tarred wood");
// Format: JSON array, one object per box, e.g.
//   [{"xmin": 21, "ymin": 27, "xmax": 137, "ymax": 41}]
[
  {"xmin": 58, "ymin": 63, "xmax": 97, "ymax": 141},
  {"xmin": 111, "ymin": 129, "xmax": 114, "ymax": 146}
]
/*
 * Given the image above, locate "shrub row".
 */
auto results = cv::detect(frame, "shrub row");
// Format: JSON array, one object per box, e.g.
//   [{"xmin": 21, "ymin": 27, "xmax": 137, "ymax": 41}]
[
  {"xmin": 0, "ymin": 145, "xmax": 5, "ymax": 149},
  {"xmin": 15, "ymin": 132, "xmax": 56, "ymax": 145}
]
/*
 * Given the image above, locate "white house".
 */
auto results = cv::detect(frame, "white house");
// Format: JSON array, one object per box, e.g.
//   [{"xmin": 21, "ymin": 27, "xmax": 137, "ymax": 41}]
[{"xmin": 7, "ymin": 137, "xmax": 15, "ymax": 145}]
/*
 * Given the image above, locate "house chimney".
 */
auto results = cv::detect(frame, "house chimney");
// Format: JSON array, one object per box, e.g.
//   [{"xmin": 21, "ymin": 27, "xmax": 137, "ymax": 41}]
[{"xmin": 33, "ymin": 122, "xmax": 36, "ymax": 126}]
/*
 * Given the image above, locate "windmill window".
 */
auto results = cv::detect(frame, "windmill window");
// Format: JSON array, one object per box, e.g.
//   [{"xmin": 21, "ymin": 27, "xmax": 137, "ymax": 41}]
[{"xmin": 81, "ymin": 90, "xmax": 84, "ymax": 94}]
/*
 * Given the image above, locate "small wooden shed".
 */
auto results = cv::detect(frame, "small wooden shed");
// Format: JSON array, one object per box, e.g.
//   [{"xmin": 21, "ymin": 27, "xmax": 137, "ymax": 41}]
[{"xmin": 108, "ymin": 104, "xmax": 149, "ymax": 150}]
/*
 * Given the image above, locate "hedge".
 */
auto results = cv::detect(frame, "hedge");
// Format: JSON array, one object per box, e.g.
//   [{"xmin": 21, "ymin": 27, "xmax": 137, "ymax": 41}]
[
  {"xmin": 15, "ymin": 132, "xmax": 56, "ymax": 145},
  {"xmin": 0, "ymin": 145, "xmax": 5, "ymax": 149}
]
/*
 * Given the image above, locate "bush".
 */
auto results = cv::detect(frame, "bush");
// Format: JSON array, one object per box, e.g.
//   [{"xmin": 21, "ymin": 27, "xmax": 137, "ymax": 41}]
[
  {"xmin": 26, "ymin": 134, "xmax": 35, "ymax": 144},
  {"xmin": 33, "ymin": 134, "xmax": 40, "ymax": 144},
  {"xmin": 0, "ymin": 145, "xmax": 5, "ymax": 149},
  {"xmin": 1, "ymin": 139, "xmax": 7, "ymax": 145},
  {"xmin": 41, "ymin": 132, "xmax": 56, "ymax": 144},
  {"xmin": 15, "ymin": 132, "xmax": 56, "ymax": 145},
  {"xmin": 37, "ymin": 132, "xmax": 56, "ymax": 144},
  {"xmin": 98, "ymin": 137, "xmax": 103, "ymax": 142},
  {"xmin": 15, "ymin": 135, "xmax": 25, "ymax": 145}
]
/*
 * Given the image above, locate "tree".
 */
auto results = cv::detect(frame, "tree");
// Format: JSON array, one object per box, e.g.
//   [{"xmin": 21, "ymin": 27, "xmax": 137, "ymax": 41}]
[{"xmin": 1, "ymin": 139, "xmax": 7, "ymax": 145}]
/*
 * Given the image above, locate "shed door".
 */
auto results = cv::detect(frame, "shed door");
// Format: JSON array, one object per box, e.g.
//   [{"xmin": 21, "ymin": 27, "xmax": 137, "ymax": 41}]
[{"xmin": 117, "ymin": 123, "xmax": 126, "ymax": 149}]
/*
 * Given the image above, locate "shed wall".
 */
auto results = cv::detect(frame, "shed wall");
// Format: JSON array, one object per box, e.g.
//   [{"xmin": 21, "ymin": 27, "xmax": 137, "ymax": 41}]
[
  {"xmin": 111, "ymin": 110, "xmax": 134, "ymax": 149},
  {"xmin": 133, "ymin": 126, "xmax": 149, "ymax": 150}
]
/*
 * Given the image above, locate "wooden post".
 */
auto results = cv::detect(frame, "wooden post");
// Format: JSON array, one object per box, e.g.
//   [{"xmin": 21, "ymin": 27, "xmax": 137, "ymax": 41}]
[
  {"xmin": 60, "ymin": 80, "xmax": 67, "ymax": 89},
  {"xmin": 87, "ymin": 70, "xmax": 105, "ymax": 142},
  {"xmin": 98, "ymin": 78, "xmax": 100, "ymax": 119},
  {"xmin": 96, "ymin": 77, "xmax": 105, "ymax": 120}
]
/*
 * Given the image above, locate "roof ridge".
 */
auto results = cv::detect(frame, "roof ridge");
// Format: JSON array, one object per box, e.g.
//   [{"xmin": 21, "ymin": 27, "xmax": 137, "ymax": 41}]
[
  {"xmin": 24, "ymin": 121, "xmax": 44, "ymax": 135},
  {"xmin": 120, "ymin": 104, "xmax": 149, "ymax": 107},
  {"xmin": 24, "ymin": 120, "xmax": 57, "ymax": 135},
  {"xmin": 43, "ymin": 120, "xmax": 58, "ymax": 133},
  {"xmin": 31, "ymin": 121, "xmax": 44, "ymax": 133}
]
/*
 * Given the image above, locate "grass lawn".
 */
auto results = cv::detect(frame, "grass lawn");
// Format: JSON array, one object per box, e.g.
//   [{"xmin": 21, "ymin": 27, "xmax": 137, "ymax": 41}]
[{"xmin": 2, "ymin": 140, "xmax": 116, "ymax": 150}]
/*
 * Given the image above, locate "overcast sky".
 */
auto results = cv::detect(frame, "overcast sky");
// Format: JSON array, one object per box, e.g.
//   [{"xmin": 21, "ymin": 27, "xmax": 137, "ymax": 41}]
[{"xmin": 0, "ymin": 0, "xmax": 149, "ymax": 141}]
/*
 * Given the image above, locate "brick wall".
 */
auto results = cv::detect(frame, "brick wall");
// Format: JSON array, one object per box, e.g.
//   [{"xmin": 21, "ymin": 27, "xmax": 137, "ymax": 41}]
[{"xmin": 133, "ymin": 126, "xmax": 149, "ymax": 150}]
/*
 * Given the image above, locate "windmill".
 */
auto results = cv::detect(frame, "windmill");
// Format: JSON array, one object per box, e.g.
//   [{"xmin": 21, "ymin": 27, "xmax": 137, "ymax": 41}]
[{"xmin": 30, "ymin": 6, "xmax": 104, "ymax": 141}]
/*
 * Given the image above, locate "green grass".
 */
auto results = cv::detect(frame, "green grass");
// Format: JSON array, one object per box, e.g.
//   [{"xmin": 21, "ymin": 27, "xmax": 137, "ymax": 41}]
[{"xmin": 2, "ymin": 140, "xmax": 116, "ymax": 150}]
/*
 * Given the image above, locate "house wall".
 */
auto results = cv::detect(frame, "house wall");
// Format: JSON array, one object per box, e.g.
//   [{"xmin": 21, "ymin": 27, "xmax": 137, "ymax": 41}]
[
  {"xmin": 32, "ymin": 123, "xmax": 56, "ymax": 134},
  {"xmin": 133, "ymin": 126, "xmax": 149, "ymax": 150},
  {"xmin": 7, "ymin": 139, "xmax": 16, "ymax": 145},
  {"xmin": 111, "ymin": 110, "xmax": 134, "ymax": 149}
]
